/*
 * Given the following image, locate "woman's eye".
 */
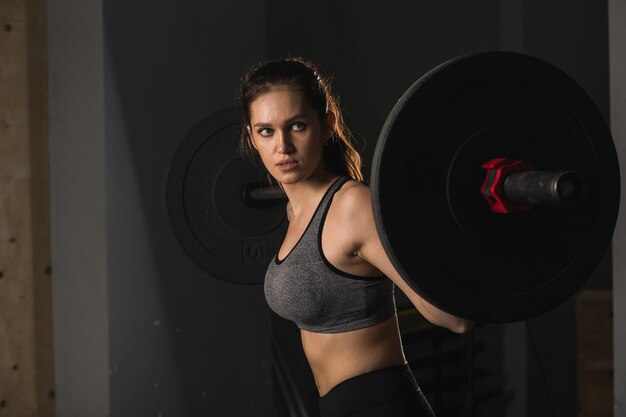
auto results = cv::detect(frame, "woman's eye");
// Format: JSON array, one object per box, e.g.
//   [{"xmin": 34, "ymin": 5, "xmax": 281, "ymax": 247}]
[
  {"xmin": 292, "ymin": 122, "xmax": 306, "ymax": 131},
  {"xmin": 258, "ymin": 128, "xmax": 273, "ymax": 137}
]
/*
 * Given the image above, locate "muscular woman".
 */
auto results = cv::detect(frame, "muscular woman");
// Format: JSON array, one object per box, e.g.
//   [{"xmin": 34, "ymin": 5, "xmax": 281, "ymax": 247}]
[{"xmin": 238, "ymin": 57, "xmax": 473, "ymax": 417}]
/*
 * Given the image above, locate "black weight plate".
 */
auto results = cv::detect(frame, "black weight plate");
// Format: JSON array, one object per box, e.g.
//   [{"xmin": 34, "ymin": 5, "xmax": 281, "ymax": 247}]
[
  {"xmin": 372, "ymin": 51, "xmax": 620, "ymax": 322},
  {"xmin": 165, "ymin": 107, "xmax": 287, "ymax": 285}
]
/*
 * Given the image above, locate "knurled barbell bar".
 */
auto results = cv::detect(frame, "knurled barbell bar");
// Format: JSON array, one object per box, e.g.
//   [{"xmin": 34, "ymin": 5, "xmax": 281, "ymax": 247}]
[{"xmin": 240, "ymin": 162, "xmax": 585, "ymax": 212}]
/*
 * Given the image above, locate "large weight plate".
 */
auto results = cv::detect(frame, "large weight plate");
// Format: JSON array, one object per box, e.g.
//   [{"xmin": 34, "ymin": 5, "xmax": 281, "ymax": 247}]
[
  {"xmin": 372, "ymin": 51, "xmax": 620, "ymax": 322},
  {"xmin": 165, "ymin": 107, "xmax": 287, "ymax": 284}
]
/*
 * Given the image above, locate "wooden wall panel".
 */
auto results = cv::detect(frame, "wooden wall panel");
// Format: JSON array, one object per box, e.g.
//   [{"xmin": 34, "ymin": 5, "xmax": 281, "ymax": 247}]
[
  {"xmin": 0, "ymin": 0, "xmax": 54, "ymax": 415},
  {"xmin": 608, "ymin": 1, "xmax": 626, "ymax": 415},
  {"xmin": 577, "ymin": 290, "xmax": 613, "ymax": 417}
]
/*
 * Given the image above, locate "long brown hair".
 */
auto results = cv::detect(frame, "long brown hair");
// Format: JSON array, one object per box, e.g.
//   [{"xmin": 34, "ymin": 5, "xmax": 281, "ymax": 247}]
[{"xmin": 237, "ymin": 57, "xmax": 363, "ymax": 182}]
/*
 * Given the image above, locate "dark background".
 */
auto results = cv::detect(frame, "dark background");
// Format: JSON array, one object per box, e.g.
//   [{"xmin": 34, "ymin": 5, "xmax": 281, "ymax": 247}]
[{"xmin": 48, "ymin": 0, "xmax": 611, "ymax": 416}]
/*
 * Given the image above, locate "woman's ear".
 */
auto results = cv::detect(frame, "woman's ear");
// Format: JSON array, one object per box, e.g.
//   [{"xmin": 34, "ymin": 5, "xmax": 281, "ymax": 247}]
[{"xmin": 246, "ymin": 125, "xmax": 258, "ymax": 150}]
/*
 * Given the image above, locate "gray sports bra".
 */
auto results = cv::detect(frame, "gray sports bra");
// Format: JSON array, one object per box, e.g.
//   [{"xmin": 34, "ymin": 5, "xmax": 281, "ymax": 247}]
[{"xmin": 264, "ymin": 176, "xmax": 396, "ymax": 334}]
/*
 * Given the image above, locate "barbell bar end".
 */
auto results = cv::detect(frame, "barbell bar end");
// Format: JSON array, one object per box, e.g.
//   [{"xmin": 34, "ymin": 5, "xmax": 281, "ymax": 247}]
[{"xmin": 242, "ymin": 184, "xmax": 287, "ymax": 204}]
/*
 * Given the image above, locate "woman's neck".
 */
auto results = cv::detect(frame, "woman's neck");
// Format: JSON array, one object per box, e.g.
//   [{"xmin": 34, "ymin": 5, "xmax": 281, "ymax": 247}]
[{"xmin": 281, "ymin": 171, "xmax": 340, "ymax": 216}]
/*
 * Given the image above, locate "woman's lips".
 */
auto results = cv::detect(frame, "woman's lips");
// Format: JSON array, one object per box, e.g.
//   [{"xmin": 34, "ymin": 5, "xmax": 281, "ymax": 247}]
[{"xmin": 276, "ymin": 160, "xmax": 298, "ymax": 171}]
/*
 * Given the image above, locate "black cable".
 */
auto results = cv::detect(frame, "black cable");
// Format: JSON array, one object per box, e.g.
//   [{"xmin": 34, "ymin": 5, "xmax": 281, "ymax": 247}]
[
  {"xmin": 466, "ymin": 327, "xmax": 476, "ymax": 417},
  {"xmin": 525, "ymin": 321, "xmax": 556, "ymax": 417},
  {"xmin": 271, "ymin": 337, "xmax": 310, "ymax": 417}
]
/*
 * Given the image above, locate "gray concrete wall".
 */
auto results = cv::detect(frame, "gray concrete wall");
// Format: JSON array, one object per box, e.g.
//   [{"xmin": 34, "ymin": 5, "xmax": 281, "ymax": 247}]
[
  {"xmin": 48, "ymin": 0, "xmax": 109, "ymax": 415},
  {"xmin": 609, "ymin": 0, "xmax": 626, "ymax": 415},
  {"xmin": 49, "ymin": 1, "xmax": 272, "ymax": 416}
]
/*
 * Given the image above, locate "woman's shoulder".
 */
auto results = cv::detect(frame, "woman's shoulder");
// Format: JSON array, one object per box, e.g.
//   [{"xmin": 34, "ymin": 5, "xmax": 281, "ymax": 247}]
[
  {"xmin": 338, "ymin": 177, "xmax": 370, "ymax": 197},
  {"xmin": 333, "ymin": 178, "xmax": 374, "ymax": 219},
  {"xmin": 327, "ymin": 178, "xmax": 378, "ymax": 246}
]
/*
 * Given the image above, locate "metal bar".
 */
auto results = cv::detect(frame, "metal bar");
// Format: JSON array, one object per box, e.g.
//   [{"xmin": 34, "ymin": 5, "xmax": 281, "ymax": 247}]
[
  {"xmin": 243, "ymin": 185, "xmax": 287, "ymax": 202},
  {"xmin": 503, "ymin": 170, "xmax": 584, "ymax": 205}
]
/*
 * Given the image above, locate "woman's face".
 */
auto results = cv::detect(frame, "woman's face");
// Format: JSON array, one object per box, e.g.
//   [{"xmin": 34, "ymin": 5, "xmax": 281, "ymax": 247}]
[{"xmin": 247, "ymin": 86, "xmax": 329, "ymax": 185}]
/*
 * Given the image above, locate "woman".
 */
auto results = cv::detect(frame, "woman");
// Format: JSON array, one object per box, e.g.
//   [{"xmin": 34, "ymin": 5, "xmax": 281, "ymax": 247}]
[{"xmin": 238, "ymin": 57, "xmax": 473, "ymax": 417}]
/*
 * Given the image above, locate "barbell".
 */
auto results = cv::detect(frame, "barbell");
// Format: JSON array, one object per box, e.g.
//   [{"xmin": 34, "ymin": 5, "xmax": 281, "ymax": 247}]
[{"xmin": 165, "ymin": 51, "xmax": 620, "ymax": 323}]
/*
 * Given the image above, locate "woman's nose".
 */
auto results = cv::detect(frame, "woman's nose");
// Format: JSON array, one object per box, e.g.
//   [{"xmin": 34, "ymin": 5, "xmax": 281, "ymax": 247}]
[{"xmin": 276, "ymin": 130, "xmax": 294, "ymax": 153}]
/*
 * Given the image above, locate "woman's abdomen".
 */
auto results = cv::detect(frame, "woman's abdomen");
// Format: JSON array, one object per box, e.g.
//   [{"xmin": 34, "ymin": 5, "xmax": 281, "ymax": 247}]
[{"xmin": 301, "ymin": 315, "xmax": 407, "ymax": 397}]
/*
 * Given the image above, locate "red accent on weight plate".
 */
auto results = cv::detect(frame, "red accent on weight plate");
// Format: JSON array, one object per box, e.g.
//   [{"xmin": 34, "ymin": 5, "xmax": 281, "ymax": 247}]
[{"xmin": 480, "ymin": 158, "xmax": 533, "ymax": 214}]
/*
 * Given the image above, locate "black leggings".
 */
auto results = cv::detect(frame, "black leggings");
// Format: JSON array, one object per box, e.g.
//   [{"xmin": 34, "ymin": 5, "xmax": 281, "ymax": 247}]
[{"xmin": 318, "ymin": 363, "xmax": 436, "ymax": 417}]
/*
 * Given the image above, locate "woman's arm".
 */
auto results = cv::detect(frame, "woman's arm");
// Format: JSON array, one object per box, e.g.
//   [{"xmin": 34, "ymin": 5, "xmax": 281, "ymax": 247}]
[{"xmin": 338, "ymin": 182, "xmax": 474, "ymax": 334}]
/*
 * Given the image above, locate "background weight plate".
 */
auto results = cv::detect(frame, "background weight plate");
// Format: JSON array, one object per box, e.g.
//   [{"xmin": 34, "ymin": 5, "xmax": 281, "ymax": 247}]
[
  {"xmin": 165, "ymin": 107, "xmax": 287, "ymax": 285},
  {"xmin": 371, "ymin": 51, "xmax": 620, "ymax": 322}
]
